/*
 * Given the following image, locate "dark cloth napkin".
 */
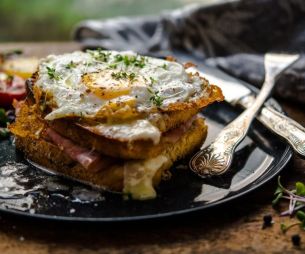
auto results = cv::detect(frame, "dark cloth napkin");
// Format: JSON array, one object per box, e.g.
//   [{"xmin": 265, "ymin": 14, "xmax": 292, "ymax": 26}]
[{"xmin": 74, "ymin": 0, "xmax": 305, "ymax": 104}]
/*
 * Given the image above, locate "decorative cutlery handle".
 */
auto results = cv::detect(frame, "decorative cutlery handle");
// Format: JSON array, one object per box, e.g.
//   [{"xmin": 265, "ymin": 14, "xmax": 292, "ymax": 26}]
[
  {"xmin": 192, "ymin": 117, "xmax": 248, "ymax": 177},
  {"xmin": 190, "ymin": 53, "xmax": 300, "ymax": 178},
  {"xmin": 260, "ymin": 106, "xmax": 305, "ymax": 157},
  {"xmin": 237, "ymin": 95, "xmax": 305, "ymax": 158}
]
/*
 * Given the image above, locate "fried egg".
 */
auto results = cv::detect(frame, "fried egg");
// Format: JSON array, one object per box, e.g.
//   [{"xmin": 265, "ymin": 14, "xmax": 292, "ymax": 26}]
[{"xmin": 35, "ymin": 50, "xmax": 208, "ymax": 121}]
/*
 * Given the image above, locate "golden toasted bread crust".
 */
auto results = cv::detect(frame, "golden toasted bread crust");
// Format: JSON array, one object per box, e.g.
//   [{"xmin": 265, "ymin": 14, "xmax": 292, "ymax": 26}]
[
  {"xmin": 13, "ymin": 117, "xmax": 207, "ymax": 192},
  {"xmin": 11, "ymin": 100, "xmax": 203, "ymax": 159}
]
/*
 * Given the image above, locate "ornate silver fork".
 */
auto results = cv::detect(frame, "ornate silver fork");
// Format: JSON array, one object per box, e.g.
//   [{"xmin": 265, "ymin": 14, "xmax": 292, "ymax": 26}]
[{"xmin": 189, "ymin": 53, "xmax": 300, "ymax": 178}]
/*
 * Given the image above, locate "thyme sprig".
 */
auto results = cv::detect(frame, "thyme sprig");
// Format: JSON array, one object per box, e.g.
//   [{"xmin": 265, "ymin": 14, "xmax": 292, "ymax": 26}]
[
  {"xmin": 65, "ymin": 61, "xmax": 77, "ymax": 69},
  {"xmin": 46, "ymin": 66, "xmax": 61, "ymax": 81},
  {"xmin": 147, "ymin": 87, "xmax": 164, "ymax": 107}
]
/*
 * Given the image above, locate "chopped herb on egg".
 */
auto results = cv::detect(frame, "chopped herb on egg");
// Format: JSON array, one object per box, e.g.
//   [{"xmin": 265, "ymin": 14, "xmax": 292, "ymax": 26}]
[
  {"xmin": 147, "ymin": 87, "xmax": 164, "ymax": 107},
  {"xmin": 87, "ymin": 48, "xmax": 110, "ymax": 62},
  {"xmin": 111, "ymin": 71, "xmax": 137, "ymax": 81},
  {"xmin": 46, "ymin": 66, "xmax": 61, "ymax": 81},
  {"xmin": 108, "ymin": 63, "xmax": 117, "ymax": 69},
  {"xmin": 160, "ymin": 63, "xmax": 168, "ymax": 70},
  {"xmin": 129, "ymin": 72, "xmax": 136, "ymax": 81},
  {"xmin": 114, "ymin": 54, "xmax": 146, "ymax": 68},
  {"xmin": 66, "ymin": 61, "xmax": 77, "ymax": 69},
  {"xmin": 85, "ymin": 61, "xmax": 93, "ymax": 69},
  {"xmin": 149, "ymin": 77, "xmax": 157, "ymax": 85},
  {"xmin": 111, "ymin": 71, "xmax": 127, "ymax": 80},
  {"xmin": 114, "ymin": 54, "xmax": 123, "ymax": 62}
]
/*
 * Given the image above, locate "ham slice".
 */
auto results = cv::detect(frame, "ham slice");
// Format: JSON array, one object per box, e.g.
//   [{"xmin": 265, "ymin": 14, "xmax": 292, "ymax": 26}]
[
  {"xmin": 162, "ymin": 115, "xmax": 197, "ymax": 143},
  {"xmin": 46, "ymin": 115, "xmax": 198, "ymax": 172},
  {"xmin": 46, "ymin": 128, "xmax": 113, "ymax": 172}
]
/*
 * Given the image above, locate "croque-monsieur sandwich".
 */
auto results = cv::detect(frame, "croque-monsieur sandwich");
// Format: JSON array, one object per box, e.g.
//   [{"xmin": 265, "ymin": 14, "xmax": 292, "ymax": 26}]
[{"xmin": 9, "ymin": 50, "xmax": 224, "ymax": 200}]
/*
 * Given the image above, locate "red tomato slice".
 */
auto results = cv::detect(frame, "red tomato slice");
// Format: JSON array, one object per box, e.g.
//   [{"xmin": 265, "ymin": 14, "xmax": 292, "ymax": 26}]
[{"xmin": 0, "ymin": 72, "xmax": 26, "ymax": 107}]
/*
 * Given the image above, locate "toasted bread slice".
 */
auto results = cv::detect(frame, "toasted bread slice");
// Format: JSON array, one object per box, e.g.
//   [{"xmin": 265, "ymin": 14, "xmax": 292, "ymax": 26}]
[
  {"xmin": 12, "ymin": 115, "xmax": 207, "ymax": 195},
  {"xmin": 13, "ymin": 99, "xmax": 206, "ymax": 160}
]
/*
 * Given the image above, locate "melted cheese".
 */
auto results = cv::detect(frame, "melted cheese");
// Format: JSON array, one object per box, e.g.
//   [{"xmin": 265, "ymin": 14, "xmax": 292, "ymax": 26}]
[{"xmin": 123, "ymin": 155, "xmax": 168, "ymax": 200}]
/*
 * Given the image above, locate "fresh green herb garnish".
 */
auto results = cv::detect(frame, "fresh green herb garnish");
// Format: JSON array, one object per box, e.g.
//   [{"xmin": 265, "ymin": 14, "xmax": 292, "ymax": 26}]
[
  {"xmin": 115, "ymin": 54, "xmax": 123, "ymax": 62},
  {"xmin": 280, "ymin": 222, "xmax": 301, "ymax": 234},
  {"xmin": 46, "ymin": 66, "xmax": 61, "ymax": 81},
  {"xmin": 111, "ymin": 71, "xmax": 136, "ymax": 81},
  {"xmin": 111, "ymin": 71, "xmax": 127, "ymax": 80},
  {"xmin": 114, "ymin": 54, "xmax": 146, "ymax": 68},
  {"xmin": 161, "ymin": 63, "xmax": 168, "ymax": 70},
  {"xmin": 87, "ymin": 48, "xmax": 110, "ymax": 62},
  {"xmin": 129, "ymin": 72, "xmax": 136, "ymax": 80},
  {"xmin": 147, "ymin": 87, "xmax": 164, "ymax": 107},
  {"xmin": 273, "ymin": 176, "xmax": 305, "ymax": 233},
  {"xmin": 149, "ymin": 77, "xmax": 156, "ymax": 85},
  {"xmin": 108, "ymin": 63, "xmax": 118, "ymax": 69},
  {"xmin": 65, "ymin": 61, "xmax": 77, "ymax": 69}
]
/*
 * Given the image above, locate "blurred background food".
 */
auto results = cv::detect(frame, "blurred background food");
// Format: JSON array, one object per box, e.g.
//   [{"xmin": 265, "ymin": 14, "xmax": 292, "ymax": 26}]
[{"xmin": 0, "ymin": 0, "xmax": 220, "ymax": 42}]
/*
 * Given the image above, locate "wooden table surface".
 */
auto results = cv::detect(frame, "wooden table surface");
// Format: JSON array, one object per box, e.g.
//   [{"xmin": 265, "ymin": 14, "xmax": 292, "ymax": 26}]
[{"xmin": 1, "ymin": 42, "xmax": 305, "ymax": 254}]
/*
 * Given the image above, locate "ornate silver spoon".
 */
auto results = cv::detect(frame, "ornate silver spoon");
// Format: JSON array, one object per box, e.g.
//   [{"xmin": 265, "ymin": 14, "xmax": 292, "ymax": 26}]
[{"xmin": 189, "ymin": 53, "xmax": 300, "ymax": 178}]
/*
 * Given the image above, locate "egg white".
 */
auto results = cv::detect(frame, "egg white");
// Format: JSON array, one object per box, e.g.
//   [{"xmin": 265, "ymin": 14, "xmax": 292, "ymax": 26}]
[{"xmin": 35, "ymin": 50, "xmax": 206, "ymax": 121}]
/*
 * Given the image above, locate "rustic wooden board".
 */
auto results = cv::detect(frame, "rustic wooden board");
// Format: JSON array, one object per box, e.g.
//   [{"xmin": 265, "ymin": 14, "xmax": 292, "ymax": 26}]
[{"xmin": 0, "ymin": 42, "xmax": 305, "ymax": 254}]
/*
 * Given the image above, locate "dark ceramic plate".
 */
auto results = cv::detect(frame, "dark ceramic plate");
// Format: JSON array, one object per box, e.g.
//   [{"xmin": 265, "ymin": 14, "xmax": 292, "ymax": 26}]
[{"xmin": 0, "ymin": 65, "xmax": 292, "ymax": 222}]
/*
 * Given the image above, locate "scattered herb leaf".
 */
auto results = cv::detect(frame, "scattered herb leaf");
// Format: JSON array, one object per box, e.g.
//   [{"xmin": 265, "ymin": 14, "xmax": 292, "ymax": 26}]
[
  {"xmin": 161, "ymin": 63, "xmax": 168, "ymax": 70},
  {"xmin": 280, "ymin": 223, "xmax": 288, "ymax": 233},
  {"xmin": 87, "ymin": 48, "xmax": 110, "ymax": 62},
  {"xmin": 46, "ymin": 66, "xmax": 61, "ymax": 81},
  {"xmin": 108, "ymin": 63, "xmax": 117, "ymax": 69},
  {"xmin": 147, "ymin": 87, "xmax": 164, "ymax": 107},
  {"xmin": 111, "ymin": 71, "xmax": 136, "ymax": 81},
  {"xmin": 297, "ymin": 210, "xmax": 305, "ymax": 221},
  {"xmin": 114, "ymin": 54, "xmax": 146, "ymax": 68},
  {"xmin": 273, "ymin": 176, "xmax": 305, "ymax": 233},
  {"xmin": 149, "ymin": 77, "xmax": 156, "ymax": 85},
  {"xmin": 129, "ymin": 72, "xmax": 136, "ymax": 81},
  {"xmin": 65, "ymin": 61, "xmax": 77, "ymax": 69},
  {"xmin": 296, "ymin": 182, "xmax": 305, "ymax": 196},
  {"xmin": 272, "ymin": 191, "xmax": 283, "ymax": 206}
]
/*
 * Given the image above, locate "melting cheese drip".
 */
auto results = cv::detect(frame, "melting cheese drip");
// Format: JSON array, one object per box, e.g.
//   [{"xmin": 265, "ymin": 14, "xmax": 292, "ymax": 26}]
[{"xmin": 123, "ymin": 155, "xmax": 169, "ymax": 200}]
